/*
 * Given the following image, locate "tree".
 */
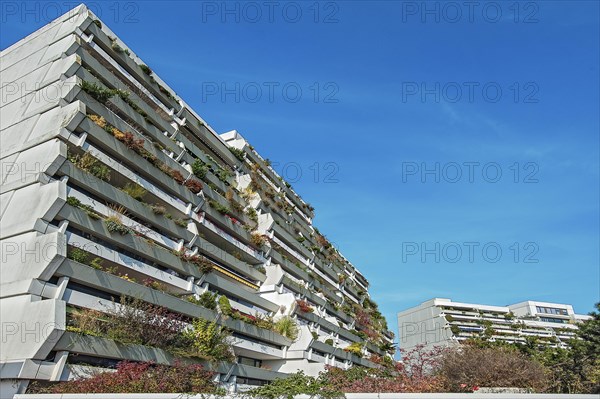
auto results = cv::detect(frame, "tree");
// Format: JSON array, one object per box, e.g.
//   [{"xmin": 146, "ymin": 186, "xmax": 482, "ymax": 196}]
[{"xmin": 438, "ymin": 343, "xmax": 548, "ymax": 392}]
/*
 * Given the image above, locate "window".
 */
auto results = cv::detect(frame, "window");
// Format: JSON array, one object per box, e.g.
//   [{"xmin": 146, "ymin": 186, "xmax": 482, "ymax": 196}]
[
  {"xmin": 237, "ymin": 377, "xmax": 268, "ymax": 386},
  {"xmin": 536, "ymin": 306, "xmax": 568, "ymax": 316},
  {"xmin": 237, "ymin": 356, "xmax": 262, "ymax": 368},
  {"xmin": 540, "ymin": 317, "xmax": 567, "ymax": 324}
]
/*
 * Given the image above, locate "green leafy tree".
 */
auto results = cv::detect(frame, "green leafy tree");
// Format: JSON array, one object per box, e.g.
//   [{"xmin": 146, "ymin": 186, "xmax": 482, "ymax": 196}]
[
  {"xmin": 246, "ymin": 371, "xmax": 342, "ymax": 399},
  {"xmin": 183, "ymin": 318, "xmax": 233, "ymax": 362}
]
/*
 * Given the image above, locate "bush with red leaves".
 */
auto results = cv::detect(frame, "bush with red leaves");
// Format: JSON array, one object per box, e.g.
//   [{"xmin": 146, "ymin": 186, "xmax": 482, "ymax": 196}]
[
  {"xmin": 297, "ymin": 299, "xmax": 314, "ymax": 313},
  {"xmin": 29, "ymin": 361, "xmax": 219, "ymax": 394},
  {"xmin": 184, "ymin": 178, "xmax": 203, "ymax": 194}
]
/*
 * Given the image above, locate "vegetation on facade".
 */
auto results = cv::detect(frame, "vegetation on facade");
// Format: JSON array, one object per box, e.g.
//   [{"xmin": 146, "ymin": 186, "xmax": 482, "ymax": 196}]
[
  {"xmin": 87, "ymin": 114, "xmax": 204, "ymax": 197},
  {"xmin": 29, "ymin": 361, "xmax": 221, "ymax": 394}
]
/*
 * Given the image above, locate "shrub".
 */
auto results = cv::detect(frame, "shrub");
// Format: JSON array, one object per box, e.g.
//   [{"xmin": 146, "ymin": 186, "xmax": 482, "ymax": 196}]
[
  {"xmin": 111, "ymin": 40, "xmax": 130, "ymax": 55},
  {"xmin": 150, "ymin": 204, "xmax": 166, "ymax": 215},
  {"xmin": 183, "ymin": 318, "xmax": 233, "ymax": 361},
  {"xmin": 69, "ymin": 152, "xmax": 111, "ymax": 182},
  {"xmin": 217, "ymin": 168, "xmax": 231, "ymax": 184},
  {"xmin": 274, "ymin": 316, "xmax": 298, "ymax": 340},
  {"xmin": 253, "ymin": 313, "xmax": 275, "ymax": 330},
  {"xmin": 246, "ymin": 371, "xmax": 341, "ymax": 399},
  {"xmin": 142, "ymin": 278, "xmax": 165, "ymax": 291},
  {"xmin": 122, "ymin": 183, "xmax": 146, "ymax": 201},
  {"xmin": 438, "ymin": 344, "xmax": 549, "ymax": 392},
  {"xmin": 208, "ymin": 199, "xmax": 231, "ymax": 215},
  {"xmin": 251, "ymin": 232, "xmax": 267, "ymax": 247},
  {"xmin": 139, "ymin": 64, "xmax": 152, "ymax": 75},
  {"xmin": 29, "ymin": 361, "xmax": 219, "ymax": 394},
  {"xmin": 188, "ymin": 291, "xmax": 217, "ymax": 310},
  {"xmin": 174, "ymin": 218, "xmax": 188, "ymax": 228},
  {"xmin": 105, "ymin": 298, "xmax": 186, "ymax": 349},
  {"xmin": 344, "ymin": 342, "xmax": 363, "ymax": 357},
  {"xmin": 192, "ymin": 159, "xmax": 209, "ymax": 179},
  {"xmin": 246, "ymin": 207, "xmax": 258, "ymax": 222},
  {"xmin": 170, "ymin": 169, "xmax": 185, "ymax": 184},
  {"xmin": 184, "ymin": 178, "xmax": 203, "ymax": 194},
  {"xmin": 229, "ymin": 147, "xmax": 245, "ymax": 161},
  {"xmin": 325, "ymin": 338, "xmax": 334, "ymax": 346},
  {"xmin": 174, "ymin": 250, "xmax": 213, "ymax": 274},
  {"xmin": 68, "ymin": 247, "xmax": 89, "ymax": 264},
  {"xmin": 218, "ymin": 295, "xmax": 233, "ymax": 316},
  {"xmin": 80, "ymin": 81, "xmax": 116, "ymax": 104},
  {"xmin": 105, "ymin": 215, "xmax": 130, "ymax": 235},
  {"xmin": 296, "ymin": 299, "xmax": 314, "ymax": 313}
]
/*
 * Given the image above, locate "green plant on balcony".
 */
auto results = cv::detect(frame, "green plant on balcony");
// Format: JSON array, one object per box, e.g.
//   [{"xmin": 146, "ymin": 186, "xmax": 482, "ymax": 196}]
[
  {"xmin": 208, "ymin": 199, "xmax": 232, "ymax": 216},
  {"xmin": 122, "ymin": 183, "xmax": 146, "ymax": 201},
  {"xmin": 183, "ymin": 318, "xmax": 233, "ymax": 361},
  {"xmin": 68, "ymin": 152, "xmax": 111, "ymax": 182},
  {"xmin": 104, "ymin": 215, "xmax": 130, "ymax": 235},
  {"xmin": 250, "ymin": 232, "xmax": 267, "ymax": 248},
  {"xmin": 245, "ymin": 207, "xmax": 258, "ymax": 223},
  {"xmin": 504, "ymin": 312, "xmax": 516, "ymax": 320},
  {"xmin": 89, "ymin": 257, "xmax": 104, "ymax": 271},
  {"xmin": 253, "ymin": 313, "xmax": 275, "ymax": 330},
  {"xmin": 325, "ymin": 338, "xmax": 334, "ymax": 346},
  {"xmin": 158, "ymin": 84, "xmax": 174, "ymax": 100},
  {"xmin": 311, "ymin": 331, "xmax": 319, "ymax": 340},
  {"xmin": 142, "ymin": 278, "xmax": 165, "ymax": 291},
  {"xmin": 218, "ymin": 295, "xmax": 233, "ymax": 317},
  {"xmin": 296, "ymin": 236, "xmax": 306, "ymax": 243},
  {"xmin": 149, "ymin": 203, "xmax": 166, "ymax": 215},
  {"xmin": 226, "ymin": 190, "xmax": 244, "ymax": 213},
  {"xmin": 445, "ymin": 315, "xmax": 455, "ymax": 322},
  {"xmin": 450, "ymin": 325, "xmax": 461, "ymax": 335},
  {"xmin": 344, "ymin": 342, "xmax": 363, "ymax": 357},
  {"xmin": 187, "ymin": 291, "xmax": 217, "ymax": 310},
  {"xmin": 139, "ymin": 64, "xmax": 152, "ymax": 75},
  {"xmin": 79, "ymin": 81, "xmax": 116, "ymax": 104},
  {"xmin": 68, "ymin": 247, "xmax": 90, "ymax": 264},
  {"xmin": 379, "ymin": 342, "xmax": 396, "ymax": 355},
  {"xmin": 174, "ymin": 218, "xmax": 188, "ymax": 228},
  {"xmin": 111, "ymin": 40, "xmax": 130, "ymax": 55},
  {"xmin": 228, "ymin": 147, "xmax": 245, "ymax": 161},
  {"xmin": 66, "ymin": 196, "xmax": 102, "ymax": 219},
  {"xmin": 217, "ymin": 168, "xmax": 231, "ymax": 184},
  {"xmin": 192, "ymin": 159, "xmax": 209, "ymax": 179},
  {"xmin": 274, "ymin": 316, "xmax": 299, "ymax": 340}
]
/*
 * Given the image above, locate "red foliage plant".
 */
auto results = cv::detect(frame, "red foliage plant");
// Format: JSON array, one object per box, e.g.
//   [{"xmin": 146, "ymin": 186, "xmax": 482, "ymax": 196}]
[
  {"xmin": 320, "ymin": 344, "xmax": 447, "ymax": 393},
  {"xmin": 121, "ymin": 132, "xmax": 145, "ymax": 152},
  {"xmin": 296, "ymin": 299, "xmax": 314, "ymax": 313},
  {"xmin": 170, "ymin": 169, "xmax": 185, "ymax": 185},
  {"xmin": 29, "ymin": 361, "xmax": 219, "ymax": 394},
  {"xmin": 184, "ymin": 179, "xmax": 203, "ymax": 194}
]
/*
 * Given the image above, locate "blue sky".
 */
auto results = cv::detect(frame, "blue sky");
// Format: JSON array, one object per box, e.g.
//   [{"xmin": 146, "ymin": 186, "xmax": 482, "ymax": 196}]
[{"xmin": 2, "ymin": 1, "xmax": 598, "ymax": 333}]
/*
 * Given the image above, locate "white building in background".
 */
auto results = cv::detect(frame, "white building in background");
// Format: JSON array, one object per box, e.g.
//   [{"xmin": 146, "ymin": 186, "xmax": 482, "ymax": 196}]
[
  {"xmin": 398, "ymin": 298, "xmax": 591, "ymax": 352},
  {"xmin": 0, "ymin": 5, "xmax": 393, "ymax": 397}
]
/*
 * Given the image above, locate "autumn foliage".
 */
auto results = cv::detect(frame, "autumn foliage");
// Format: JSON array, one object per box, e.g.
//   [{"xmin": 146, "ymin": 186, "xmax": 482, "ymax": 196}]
[{"xmin": 30, "ymin": 361, "xmax": 219, "ymax": 394}]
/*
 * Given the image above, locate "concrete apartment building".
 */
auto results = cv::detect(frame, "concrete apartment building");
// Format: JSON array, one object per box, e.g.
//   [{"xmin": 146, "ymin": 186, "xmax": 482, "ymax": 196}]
[
  {"xmin": 398, "ymin": 298, "xmax": 591, "ymax": 352},
  {"xmin": 0, "ymin": 5, "xmax": 394, "ymax": 396}
]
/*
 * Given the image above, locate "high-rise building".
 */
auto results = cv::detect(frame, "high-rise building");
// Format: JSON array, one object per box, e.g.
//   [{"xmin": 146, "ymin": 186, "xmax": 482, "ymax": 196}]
[
  {"xmin": 398, "ymin": 298, "xmax": 590, "ymax": 352},
  {"xmin": 0, "ymin": 5, "xmax": 394, "ymax": 396}
]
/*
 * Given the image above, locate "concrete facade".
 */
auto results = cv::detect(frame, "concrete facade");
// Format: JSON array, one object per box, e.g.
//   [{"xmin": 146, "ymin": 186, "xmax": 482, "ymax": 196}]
[
  {"xmin": 398, "ymin": 298, "xmax": 591, "ymax": 353},
  {"xmin": 0, "ymin": 5, "xmax": 394, "ymax": 397}
]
